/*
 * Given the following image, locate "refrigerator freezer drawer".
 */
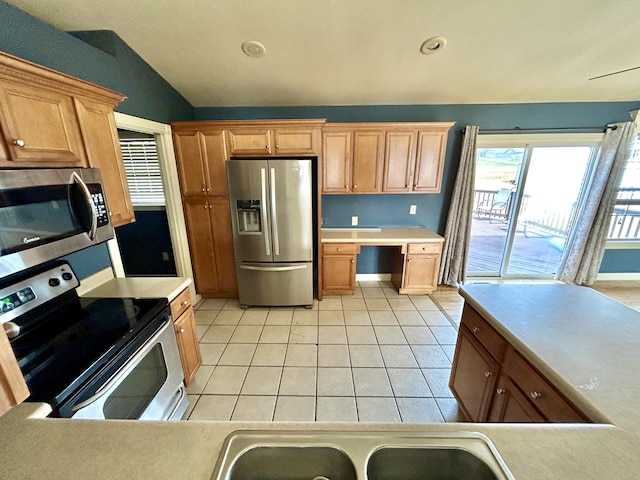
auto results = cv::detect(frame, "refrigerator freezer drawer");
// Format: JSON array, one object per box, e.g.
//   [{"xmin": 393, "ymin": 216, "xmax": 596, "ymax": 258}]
[{"xmin": 237, "ymin": 262, "xmax": 313, "ymax": 307}]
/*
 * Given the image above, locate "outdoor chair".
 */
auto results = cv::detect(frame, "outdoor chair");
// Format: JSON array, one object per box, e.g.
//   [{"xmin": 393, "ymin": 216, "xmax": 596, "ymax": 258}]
[{"xmin": 476, "ymin": 188, "xmax": 512, "ymax": 223}]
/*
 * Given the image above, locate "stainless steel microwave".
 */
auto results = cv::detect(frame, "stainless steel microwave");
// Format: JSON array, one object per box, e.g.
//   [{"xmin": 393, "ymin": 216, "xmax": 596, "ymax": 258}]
[{"xmin": 0, "ymin": 168, "xmax": 114, "ymax": 277}]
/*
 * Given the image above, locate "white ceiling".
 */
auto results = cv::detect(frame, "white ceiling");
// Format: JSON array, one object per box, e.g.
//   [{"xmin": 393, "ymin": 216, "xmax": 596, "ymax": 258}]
[{"xmin": 7, "ymin": 0, "xmax": 640, "ymax": 107}]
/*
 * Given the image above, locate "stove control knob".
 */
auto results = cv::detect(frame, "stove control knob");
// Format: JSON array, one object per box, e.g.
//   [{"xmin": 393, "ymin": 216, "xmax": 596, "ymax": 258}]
[
  {"xmin": 3, "ymin": 322, "xmax": 20, "ymax": 339},
  {"xmin": 49, "ymin": 278, "xmax": 61, "ymax": 287},
  {"xmin": 62, "ymin": 272, "xmax": 73, "ymax": 281},
  {"xmin": 2, "ymin": 302, "xmax": 15, "ymax": 313}
]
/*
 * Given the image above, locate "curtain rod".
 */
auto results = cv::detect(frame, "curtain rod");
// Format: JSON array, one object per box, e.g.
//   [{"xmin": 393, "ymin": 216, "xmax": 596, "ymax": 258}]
[{"xmin": 461, "ymin": 125, "xmax": 616, "ymax": 134}]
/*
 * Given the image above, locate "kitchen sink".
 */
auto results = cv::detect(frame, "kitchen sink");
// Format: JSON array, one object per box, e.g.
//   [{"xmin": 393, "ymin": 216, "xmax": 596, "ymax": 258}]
[{"xmin": 212, "ymin": 431, "xmax": 515, "ymax": 480}]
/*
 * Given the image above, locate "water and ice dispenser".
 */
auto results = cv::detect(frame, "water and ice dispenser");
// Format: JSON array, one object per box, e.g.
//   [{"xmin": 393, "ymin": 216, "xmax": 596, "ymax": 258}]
[{"xmin": 236, "ymin": 200, "xmax": 262, "ymax": 233}]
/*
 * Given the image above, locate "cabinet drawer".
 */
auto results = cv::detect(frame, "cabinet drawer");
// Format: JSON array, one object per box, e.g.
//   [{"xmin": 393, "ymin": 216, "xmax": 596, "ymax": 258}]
[
  {"xmin": 407, "ymin": 243, "xmax": 441, "ymax": 254},
  {"xmin": 323, "ymin": 243, "xmax": 356, "ymax": 255},
  {"xmin": 461, "ymin": 305, "xmax": 507, "ymax": 362},
  {"xmin": 170, "ymin": 288, "xmax": 192, "ymax": 320},
  {"xmin": 502, "ymin": 347, "xmax": 586, "ymax": 422}
]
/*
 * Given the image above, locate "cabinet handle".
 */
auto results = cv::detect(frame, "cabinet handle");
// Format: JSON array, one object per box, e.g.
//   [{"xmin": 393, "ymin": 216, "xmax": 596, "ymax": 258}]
[
  {"xmin": 484, "ymin": 371, "xmax": 493, "ymax": 378},
  {"xmin": 496, "ymin": 388, "xmax": 505, "ymax": 395},
  {"xmin": 13, "ymin": 139, "xmax": 25, "ymax": 147},
  {"xmin": 472, "ymin": 326, "xmax": 480, "ymax": 333},
  {"xmin": 530, "ymin": 391, "xmax": 542, "ymax": 400},
  {"xmin": 178, "ymin": 328, "xmax": 185, "ymax": 333}
]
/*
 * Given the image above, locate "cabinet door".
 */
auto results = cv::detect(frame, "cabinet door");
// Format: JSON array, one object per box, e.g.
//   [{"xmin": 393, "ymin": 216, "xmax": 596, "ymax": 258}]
[
  {"xmin": 449, "ymin": 326, "xmax": 499, "ymax": 422},
  {"xmin": 75, "ymin": 98, "xmax": 135, "ymax": 227},
  {"xmin": 322, "ymin": 131, "xmax": 352, "ymax": 193},
  {"xmin": 413, "ymin": 130, "xmax": 448, "ymax": 192},
  {"xmin": 404, "ymin": 254, "xmax": 439, "ymax": 291},
  {"xmin": 0, "ymin": 79, "xmax": 87, "ymax": 166},
  {"xmin": 274, "ymin": 128, "xmax": 317, "ymax": 155},
  {"xmin": 183, "ymin": 198, "xmax": 220, "ymax": 294},
  {"xmin": 0, "ymin": 329, "xmax": 30, "ymax": 416},
  {"xmin": 352, "ymin": 131, "xmax": 384, "ymax": 193},
  {"xmin": 226, "ymin": 129, "xmax": 272, "ymax": 156},
  {"xmin": 173, "ymin": 307, "xmax": 202, "ymax": 386},
  {"xmin": 322, "ymin": 254, "xmax": 356, "ymax": 292},
  {"xmin": 173, "ymin": 130, "xmax": 208, "ymax": 196},
  {"xmin": 209, "ymin": 198, "xmax": 238, "ymax": 295},
  {"xmin": 382, "ymin": 131, "xmax": 417, "ymax": 192},
  {"xmin": 488, "ymin": 376, "xmax": 545, "ymax": 422},
  {"xmin": 201, "ymin": 131, "xmax": 229, "ymax": 196}
]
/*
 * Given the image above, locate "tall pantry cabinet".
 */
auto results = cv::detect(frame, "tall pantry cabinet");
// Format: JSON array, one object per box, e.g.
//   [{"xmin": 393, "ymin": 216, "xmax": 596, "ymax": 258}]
[{"xmin": 172, "ymin": 128, "xmax": 238, "ymax": 297}]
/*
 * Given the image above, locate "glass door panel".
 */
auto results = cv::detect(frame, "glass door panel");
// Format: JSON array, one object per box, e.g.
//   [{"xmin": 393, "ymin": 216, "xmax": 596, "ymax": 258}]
[{"xmin": 506, "ymin": 147, "xmax": 592, "ymax": 276}]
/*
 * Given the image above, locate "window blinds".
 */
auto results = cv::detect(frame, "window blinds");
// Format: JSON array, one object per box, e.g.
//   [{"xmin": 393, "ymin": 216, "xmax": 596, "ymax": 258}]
[{"xmin": 119, "ymin": 138, "xmax": 165, "ymax": 206}]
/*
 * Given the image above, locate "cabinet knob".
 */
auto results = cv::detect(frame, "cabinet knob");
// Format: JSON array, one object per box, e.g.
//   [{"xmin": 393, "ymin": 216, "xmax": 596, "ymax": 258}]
[
  {"xmin": 13, "ymin": 139, "xmax": 25, "ymax": 147},
  {"xmin": 178, "ymin": 328, "xmax": 185, "ymax": 333},
  {"xmin": 351, "ymin": 259, "xmax": 354, "ymax": 263},
  {"xmin": 496, "ymin": 388, "xmax": 505, "ymax": 395},
  {"xmin": 472, "ymin": 326, "xmax": 480, "ymax": 333},
  {"xmin": 206, "ymin": 187, "xmax": 210, "ymax": 192},
  {"xmin": 275, "ymin": 144, "xmax": 280, "ymax": 149},
  {"xmin": 530, "ymin": 391, "xmax": 542, "ymax": 400},
  {"xmin": 181, "ymin": 300, "xmax": 188, "ymax": 306},
  {"xmin": 408, "ymin": 259, "xmax": 412, "ymax": 263},
  {"xmin": 202, "ymin": 187, "xmax": 206, "ymax": 192},
  {"xmin": 345, "ymin": 184, "xmax": 348, "ymax": 188},
  {"xmin": 484, "ymin": 371, "xmax": 493, "ymax": 378},
  {"xmin": 353, "ymin": 184, "xmax": 357, "ymax": 188},
  {"xmin": 337, "ymin": 248, "xmax": 342, "ymax": 252},
  {"xmin": 204, "ymin": 203, "xmax": 208, "ymax": 208}
]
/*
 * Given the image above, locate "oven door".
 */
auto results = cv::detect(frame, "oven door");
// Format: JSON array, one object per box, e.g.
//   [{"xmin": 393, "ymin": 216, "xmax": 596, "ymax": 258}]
[{"xmin": 67, "ymin": 319, "xmax": 188, "ymax": 421}]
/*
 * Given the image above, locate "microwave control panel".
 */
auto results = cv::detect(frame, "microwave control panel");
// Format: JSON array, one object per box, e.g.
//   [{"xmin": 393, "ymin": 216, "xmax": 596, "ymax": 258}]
[{"xmin": 88, "ymin": 185, "xmax": 109, "ymax": 226}]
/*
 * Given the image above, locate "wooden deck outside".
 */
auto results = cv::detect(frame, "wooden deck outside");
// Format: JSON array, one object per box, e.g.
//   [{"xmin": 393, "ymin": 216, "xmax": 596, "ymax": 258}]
[{"xmin": 467, "ymin": 216, "xmax": 563, "ymax": 276}]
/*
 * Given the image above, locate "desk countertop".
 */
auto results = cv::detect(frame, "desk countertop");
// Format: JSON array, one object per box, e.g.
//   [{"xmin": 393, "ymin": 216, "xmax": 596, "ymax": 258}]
[{"xmin": 321, "ymin": 227, "xmax": 443, "ymax": 243}]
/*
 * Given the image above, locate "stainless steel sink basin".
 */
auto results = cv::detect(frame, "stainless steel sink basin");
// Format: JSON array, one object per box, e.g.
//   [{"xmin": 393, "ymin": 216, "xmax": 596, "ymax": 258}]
[
  {"xmin": 227, "ymin": 446, "xmax": 356, "ymax": 480},
  {"xmin": 367, "ymin": 446, "xmax": 500, "ymax": 480},
  {"xmin": 213, "ymin": 431, "xmax": 515, "ymax": 480}
]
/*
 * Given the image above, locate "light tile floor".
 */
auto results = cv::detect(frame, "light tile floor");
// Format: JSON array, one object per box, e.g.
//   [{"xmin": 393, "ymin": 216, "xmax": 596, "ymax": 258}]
[{"xmin": 184, "ymin": 281, "xmax": 466, "ymax": 423}]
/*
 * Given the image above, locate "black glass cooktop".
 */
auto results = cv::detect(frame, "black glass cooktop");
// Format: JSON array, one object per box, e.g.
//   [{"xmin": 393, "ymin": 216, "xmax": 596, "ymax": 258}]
[{"xmin": 10, "ymin": 296, "xmax": 168, "ymax": 407}]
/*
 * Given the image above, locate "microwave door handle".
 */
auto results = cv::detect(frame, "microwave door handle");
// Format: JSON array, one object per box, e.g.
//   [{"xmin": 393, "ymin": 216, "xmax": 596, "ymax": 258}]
[
  {"xmin": 270, "ymin": 167, "xmax": 280, "ymax": 256},
  {"xmin": 71, "ymin": 171, "xmax": 98, "ymax": 241},
  {"xmin": 260, "ymin": 167, "xmax": 271, "ymax": 256},
  {"xmin": 71, "ymin": 319, "xmax": 170, "ymax": 412}
]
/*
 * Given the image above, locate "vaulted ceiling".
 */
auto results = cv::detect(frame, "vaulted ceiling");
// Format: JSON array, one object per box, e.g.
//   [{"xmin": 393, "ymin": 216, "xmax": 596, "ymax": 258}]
[{"xmin": 7, "ymin": 0, "xmax": 640, "ymax": 107}]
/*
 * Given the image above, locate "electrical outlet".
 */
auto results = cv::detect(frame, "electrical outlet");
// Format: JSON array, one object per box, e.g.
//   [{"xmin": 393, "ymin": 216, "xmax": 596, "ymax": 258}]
[
  {"xmin": 162, "ymin": 251, "xmax": 170, "ymax": 261},
  {"xmin": 351, "ymin": 216, "xmax": 358, "ymax": 226},
  {"xmin": 409, "ymin": 205, "xmax": 417, "ymax": 215}
]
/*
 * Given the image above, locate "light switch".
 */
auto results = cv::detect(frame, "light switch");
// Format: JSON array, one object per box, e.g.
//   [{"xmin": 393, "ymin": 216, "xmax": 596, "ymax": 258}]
[
  {"xmin": 352, "ymin": 216, "xmax": 358, "ymax": 226},
  {"xmin": 409, "ymin": 205, "xmax": 417, "ymax": 215}
]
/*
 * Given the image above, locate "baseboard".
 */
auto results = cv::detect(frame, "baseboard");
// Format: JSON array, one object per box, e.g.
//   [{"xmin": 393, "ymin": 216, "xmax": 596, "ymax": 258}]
[
  {"xmin": 596, "ymin": 272, "xmax": 640, "ymax": 281},
  {"xmin": 355, "ymin": 273, "xmax": 392, "ymax": 282}
]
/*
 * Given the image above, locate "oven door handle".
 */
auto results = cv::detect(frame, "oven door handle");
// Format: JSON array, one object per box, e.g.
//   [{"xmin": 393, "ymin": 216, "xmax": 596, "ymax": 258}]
[
  {"xmin": 71, "ymin": 171, "xmax": 98, "ymax": 241},
  {"xmin": 71, "ymin": 319, "xmax": 170, "ymax": 412}
]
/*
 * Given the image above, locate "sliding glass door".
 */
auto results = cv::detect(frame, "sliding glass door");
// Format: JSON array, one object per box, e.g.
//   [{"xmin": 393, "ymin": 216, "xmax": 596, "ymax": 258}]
[{"xmin": 467, "ymin": 134, "xmax": 602, "ymax": 278}]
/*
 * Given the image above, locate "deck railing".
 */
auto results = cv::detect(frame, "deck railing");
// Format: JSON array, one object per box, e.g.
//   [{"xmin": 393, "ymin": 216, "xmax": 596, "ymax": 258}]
[{"xmin": 473, "ymin": 188, "xmax": 640, "ymax": 240}]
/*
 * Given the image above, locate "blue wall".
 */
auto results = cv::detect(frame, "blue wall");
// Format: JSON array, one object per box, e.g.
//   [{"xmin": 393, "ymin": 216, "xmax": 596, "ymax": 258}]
[
  {"xmin": 0, "ymin": 2, "xmax": 194, "ymax": 279},
  {"xmin": 197, "ymin": 104, "xmax": 640, "ymax": 274}
]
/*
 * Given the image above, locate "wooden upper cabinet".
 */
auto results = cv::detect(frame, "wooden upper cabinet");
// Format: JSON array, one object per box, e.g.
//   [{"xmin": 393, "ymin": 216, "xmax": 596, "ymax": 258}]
[
  {"xmin": 225, "ymin": 122, "xmax": 322, "ymax": 157},
  {"xmin": 413, "ymin": 128, "xmax": 450, "ymax": 192},
  {"xmin": 322, "ymin": 130, "xmax": 352, "ymax": 193},
  {"xmin": 0, "ymin": 78, "xmax": 87, "ymax": 167},
  {"xmin": 352, "ymin": 131, "xmax": 384, "ymax": 193},
  {"xmin": 273, "ymin": 128, "xmax": 317, "ymax": 155},
  {"xmin": 226, "ymin": 129, "xmax": 272, "ymax": 156},
  {"xmin": 173, "ymin": 129, "xmax": 228, "ymax": 197},
  {"xmin": 75, "ymin": 98, "xmax": 134, "ymax": 227},
  {"xmin": 383, "ymin": 131, "xmax": 417, "ymax": 192}
]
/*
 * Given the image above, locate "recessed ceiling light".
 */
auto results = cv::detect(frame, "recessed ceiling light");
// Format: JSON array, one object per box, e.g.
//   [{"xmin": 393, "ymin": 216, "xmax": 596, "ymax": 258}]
[
  {"xmin": 241, "ymin": 40, "xmax": 266, "ymax": 57},
  {"xmin": 420, "ymin": 36, "xmax": 447, "ymax": 55}
]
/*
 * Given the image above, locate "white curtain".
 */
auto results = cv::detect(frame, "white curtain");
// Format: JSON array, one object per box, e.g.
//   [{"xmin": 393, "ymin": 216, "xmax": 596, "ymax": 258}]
[
  {"xmin": 438, "ymin": 125, "xmax": 479, "ymax": 287},
  {"xmin": 556, "ymin": 121, "xmax": 636, "ymax": 285}
]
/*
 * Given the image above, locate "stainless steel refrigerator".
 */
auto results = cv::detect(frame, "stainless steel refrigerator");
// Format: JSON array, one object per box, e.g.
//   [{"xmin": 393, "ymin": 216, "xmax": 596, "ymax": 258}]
[{"xmin": 226, "ymin": 158, "xmax": 313, "ymax": 307}]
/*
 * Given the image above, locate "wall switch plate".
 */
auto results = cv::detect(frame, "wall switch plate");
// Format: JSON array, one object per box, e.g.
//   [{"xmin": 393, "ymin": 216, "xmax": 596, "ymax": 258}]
[
  {"xmin": 409, "ymin": 205, "xmax": 417, "ymax": 215},
  {"xmin": 351, "ymin": 216, "xmax": 358, "ymax": 226}
]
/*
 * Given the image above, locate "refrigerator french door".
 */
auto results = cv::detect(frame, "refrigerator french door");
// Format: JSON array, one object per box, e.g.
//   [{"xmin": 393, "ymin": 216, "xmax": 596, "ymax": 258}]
[{"xmin": 226, "ymin": 158, "xmax": 313, "ymax": 307}]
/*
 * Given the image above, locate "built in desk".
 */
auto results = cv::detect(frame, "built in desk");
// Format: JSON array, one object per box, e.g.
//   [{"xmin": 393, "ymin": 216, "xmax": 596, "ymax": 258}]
[{"xmin": 320, "ymin": 227, "xmax": 444, "ymax": 298}]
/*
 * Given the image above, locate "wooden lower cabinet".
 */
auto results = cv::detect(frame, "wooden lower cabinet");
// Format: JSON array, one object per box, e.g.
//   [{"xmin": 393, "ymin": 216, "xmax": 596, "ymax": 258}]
[
  {"xmin": 321, "ymin": 243, "xmax": 357, "ymax": 294},
  {"xmin": 183, "ymin": 197, "xmax": 237, "ymax": 297},
  {"xmin": 392, "ymin": 243, "xmax": 442, "ymax": 294},
  {"xmin": 0, "ymin": 329, "xmax": 29, "ymax": 417},
  {"xmin": 170, "ymin": 287, "xmax": 201, "ymax": 387},
  {"xmin": 450, "ymin": 304, "xmax": 589, "ymax": 423},
  {"xmin": 449, "ymin": 325, "xmax": 500, "ymax": 422}
]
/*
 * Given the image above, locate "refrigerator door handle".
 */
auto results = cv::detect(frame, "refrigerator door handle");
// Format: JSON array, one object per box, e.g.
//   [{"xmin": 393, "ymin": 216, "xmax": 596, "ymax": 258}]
[
  {"xmin": 239, "ymin": 264, "xmax": 307, "ymax": 272},
  {"xmin": 269, "ymin": 167, "xmax": 280, "ymax": 256},
  {"xmin": 260, "ymin": 168, "xmax": 271, "ymax": 256}
]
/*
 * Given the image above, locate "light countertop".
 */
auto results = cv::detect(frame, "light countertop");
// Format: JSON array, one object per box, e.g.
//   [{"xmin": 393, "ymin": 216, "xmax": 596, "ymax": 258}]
[
  {"xmin": 321, "ymin": 227, "xmax": 443, "ymax": 243},
  {"xmin": 3, "ymin": 282, "xmax": 640, "ymax": 478},
  {"xmin": 81, "ymin": 276, "xmax": 192, "ymax": 302}
]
